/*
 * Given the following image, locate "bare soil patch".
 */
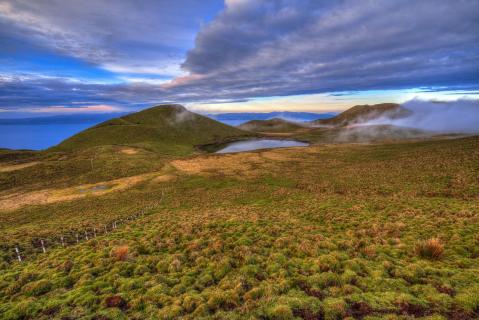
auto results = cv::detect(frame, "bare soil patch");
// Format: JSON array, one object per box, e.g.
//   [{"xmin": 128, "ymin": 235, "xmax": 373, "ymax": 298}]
[
  {"xmin": 0, "ymin": 173, "xmax": 156, "ymax": 211},
  {"xmin": 0, "ymin": 162, "xmax": 39, "ymax": 172},
  {"xmin": 119, "ymin": 148, "xmax": 140, "ymax": 155},
  {"xmin": 172, "ymin": 147, "xmax": 308, "ymax": 177}
]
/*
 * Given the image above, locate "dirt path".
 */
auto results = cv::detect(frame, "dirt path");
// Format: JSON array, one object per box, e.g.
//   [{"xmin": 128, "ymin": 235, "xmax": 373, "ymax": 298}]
[
  {"xmin": 0, "ymin": 162, "xmax": 39, "ymax": 173},
  {"xmin": 0, "ymin": 172, "xmax": 166, "ymax": 211}
]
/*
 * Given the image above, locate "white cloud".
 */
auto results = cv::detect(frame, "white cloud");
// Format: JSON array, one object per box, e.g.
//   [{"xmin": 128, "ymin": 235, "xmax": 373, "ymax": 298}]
[{"xmin": 363, "ymin": 99, "xmax": 479, "ymax": 133}]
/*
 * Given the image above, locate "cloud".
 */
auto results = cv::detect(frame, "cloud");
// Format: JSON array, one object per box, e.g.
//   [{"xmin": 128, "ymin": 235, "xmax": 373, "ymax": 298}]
[
  {"xmin": 171, "ymin": 0, "xmax": 479, "ymax": 99},
  {"xmin": 363, "ymin": 99, "xmax": 479, "ymax": 133},
  {"xmin": 1, "ymin": 0, "xmax": 478, "ymax": 113},
  {"xmin": 0, "ymin": 0, "xmax": 221, "ymax": 76},
  {"xmin": 30, "ymin": 105, "xmax": 121, "ymax": 113}
]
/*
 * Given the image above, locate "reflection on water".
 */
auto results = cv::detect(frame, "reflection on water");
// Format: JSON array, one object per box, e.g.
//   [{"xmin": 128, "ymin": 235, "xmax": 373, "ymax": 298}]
[{"xmin": 215, "ymin": 139, "xmax": 309, "ymax": 153}]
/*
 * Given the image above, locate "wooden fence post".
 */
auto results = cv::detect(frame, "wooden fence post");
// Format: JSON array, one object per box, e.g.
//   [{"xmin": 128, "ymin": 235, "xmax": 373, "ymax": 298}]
[
  {"xmin": 15, "ymin": 247, "xmax": 22, "ymax": 262},
  {"xmin": 40, "ymin": 239, "xmax": 46, "ymax": 253}
]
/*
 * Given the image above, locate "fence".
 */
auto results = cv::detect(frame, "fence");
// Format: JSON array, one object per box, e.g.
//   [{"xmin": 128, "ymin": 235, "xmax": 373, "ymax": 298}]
[{"xmin": 6, "ymin": 190, "xmax": 164, "ymax": 264}]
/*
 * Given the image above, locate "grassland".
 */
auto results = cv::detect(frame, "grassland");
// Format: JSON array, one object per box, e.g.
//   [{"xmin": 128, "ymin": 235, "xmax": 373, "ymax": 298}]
[
  {"xmin": 52, "ymin": 104, "xmax": 252, "ymax": 154},
  {"xmin": 238, "ymin": 118, "xmax": 305, "ymax": 133},
  {"xmin": 0, "ymin": 105, "xmax": 253, "ymax": 193},
  {"xmin": 310, "ymin": 103, "xmax": 410, "ymax": 127},
  {"xmin": 0, "ymin": 134, "xmax": 478, "ymax": 319}
]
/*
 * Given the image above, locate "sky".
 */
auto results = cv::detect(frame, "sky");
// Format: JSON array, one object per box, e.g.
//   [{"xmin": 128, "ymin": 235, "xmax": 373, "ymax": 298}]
[{"xmin": 1, "ymin": 0, "xmax": 479, "ymax": 117}]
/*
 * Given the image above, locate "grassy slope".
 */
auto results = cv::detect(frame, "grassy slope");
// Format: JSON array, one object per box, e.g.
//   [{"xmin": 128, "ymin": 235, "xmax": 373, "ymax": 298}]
[
  {"xmin": 238, "ymin": 118, "xmax": 305, "ymax": 133},
  {"xmin": 0, "ymin": 136, "xmax": 478, "ymax": 319},
  {"xmin": 52, "ymin": 104, "xmax": 251, "ymax": 154},
  {"xmin": 312, "ymin": 103, "xmax": 410, "ymax": 127},
  {"xmin": 232, "ymin": 104, "xmax": 429, "ymax": 143},
  {"xmin": 293, "ymin": 125, "xmax": 432, "ymax": 144},
  {"xmin": 0, "ymin": 105, "xmax": 252, "ymax": 191}
]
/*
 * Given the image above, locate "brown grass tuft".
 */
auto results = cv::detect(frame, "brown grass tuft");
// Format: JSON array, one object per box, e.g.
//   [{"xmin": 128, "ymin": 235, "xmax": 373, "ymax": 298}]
[
  {"xmin": 112, "ymin": 245, "xmax": 129, "ymax": 261},
  {"xmin": 415, "ymin": 238, "xmax": 444, "ymax": 260},
  {"xmin": 105, "ymin": 295, "xmax": 128, "ymax": 310}
]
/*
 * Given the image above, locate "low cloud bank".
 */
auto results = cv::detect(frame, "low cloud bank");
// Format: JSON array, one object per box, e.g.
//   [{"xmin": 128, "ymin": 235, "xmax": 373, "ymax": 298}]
[{"xmin": 364, "ymin": 99, "xmax": 479, "ymax": 133}]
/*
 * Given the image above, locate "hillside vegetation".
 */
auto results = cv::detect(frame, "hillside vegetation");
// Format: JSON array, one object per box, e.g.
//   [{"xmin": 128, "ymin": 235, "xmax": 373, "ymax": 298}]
[
  {"xmin": 293, "ymin": 125, "xmax": 433, "ymax": 144},
  {"xmin": 238, "ymin": 118, "xmax": 305, "ymax": 133},
  {"xmin": 234, "ymin": 104, "xmax": 435, "ymax": 143},
  {"xmin": 52, "ymin": 104, "xmax": 252, "ymax": 153},
  {"xmin": 0, "ymin": 135, "xmax": 478, "ymax": 319},
  {"xmin": 311, "ymin": 103, "xmax": 411, "ymax": 127},
  {"xmin": 0, "ymin": 105, "xmax": 252, "ymax": 192}
]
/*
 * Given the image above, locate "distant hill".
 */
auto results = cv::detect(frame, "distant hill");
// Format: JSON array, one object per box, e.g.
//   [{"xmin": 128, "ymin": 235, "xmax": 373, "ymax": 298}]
[
  {"xmin": 295, "ymin": 124, "xmax": 430, "ymax": 143},
  {"xmin": 208, "ymin": 111, "xmax": 336, "ymax": 125},
  {"xmin": 238, "ymin": 118, "xmax": 305, "ymax": 133},
  {"xmin": 52, "ymin": 104, "xmax": 252, "ymax": 154},
  {"xmin": 312, "ymin": 103, "xmax": 411, "ymax": 127}
]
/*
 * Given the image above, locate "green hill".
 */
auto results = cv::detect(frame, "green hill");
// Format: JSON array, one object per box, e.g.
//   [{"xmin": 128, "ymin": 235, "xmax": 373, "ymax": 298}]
[
  {"xmin": 312, "ymin": 103, "xmax": 411, "ymax": 127},
  {"xmin": 238, "ymin": 118, "xmax": 305, "ymax": 133},
  {"xmin": 294, "ymin": 124, "xmax": 432, "ymax": 143},
  {"xmin": 52, "ymin": 104, "xmax": 252, "ymax": 154}
]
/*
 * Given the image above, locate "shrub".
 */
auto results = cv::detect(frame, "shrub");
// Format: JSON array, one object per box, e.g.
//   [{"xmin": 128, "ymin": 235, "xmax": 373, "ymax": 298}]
[
  {"xmin": 455, "ymin": 285, "xmax": 479, "ymax": 313},
  {"xmin": 323, "ymin": 297, "xmax": 347, "ymax": 320},
  {"xmin": 156, "ymin": 260, "xmax": 169, "ymax": 273},
  {"xmin": 157, "ymin": 304, "xmax": 183, "ymax": 319},
  {"xmin": 244, "ymin": 287, "xmax": 264, "ymax": 301},
  {"xmin": 266, "ymin": 304, "xmax": 294, "ymax": 320},
  {"xmin": 112, "ymin": 245, "xmax": 129, "ymax": 261},
  {"xmin": 182, "ymin": 294, "xmax": 203, "ymax": 313},
  {"xmin": 341, "ymin": 269, "xmax": 358, "ymax": 285},
  {"xmin": 313, "ymin": 271, "xmax": 342, "ymax": 289},
  {"xmin": 316, "ymin": 254, "xmax": 341, "ymax": 272},
  {"xmin": 416, "ymin": 238, "xmax": 444, "ymax": 260},
  {"xmin": 168, "ymin": 258, "xmax": 182, "ymax": 272},
  {"xmin": 22, "ymin": 279, "xmax": 52, "ymax": 297},
  {"xmin": 196, "ymin": 273, "xmax": 214, "ymax": 289},
  {"xmin": 134, "ymin": 264, "xmax": 149, "ymax": 276},
  {"xmin": 76, "ymin": 291, "xmax": 99, "ymax": 308},
  {"xmin": 206, "ymin": 290, "xmax": 238, "ymax": 311}
]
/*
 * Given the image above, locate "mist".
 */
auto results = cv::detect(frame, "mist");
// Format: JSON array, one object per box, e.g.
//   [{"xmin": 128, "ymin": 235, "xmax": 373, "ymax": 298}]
[{"xmin": 364, "ymin": 99, "xmax": 479, "ymax": 133}]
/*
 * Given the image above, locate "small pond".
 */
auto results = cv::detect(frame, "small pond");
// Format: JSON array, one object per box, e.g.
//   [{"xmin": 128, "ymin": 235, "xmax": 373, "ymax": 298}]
[{"xmin": 214, "ymin": 139, "xmax": 309, "ymax": 154}]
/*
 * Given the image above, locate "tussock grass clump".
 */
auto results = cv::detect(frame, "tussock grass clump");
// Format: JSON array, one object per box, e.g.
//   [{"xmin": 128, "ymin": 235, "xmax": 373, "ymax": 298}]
[
  {"xmin": 21, "ymin": 279, "xmax": 52, "ymax": 297},
  {"xmin": 112, "ymin": 245, "xmax": 129, "ymax": 261},
  {"xmin": 455, "ymin": 285, "xmax": 479, "ymax": 314},
  {"xmin": 266, "ymin": 304, "xmax": 294, "ymax": 320},
  {"xmin": 416, "ymin": 238, "xmax": 444, "ymax": 260}
]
